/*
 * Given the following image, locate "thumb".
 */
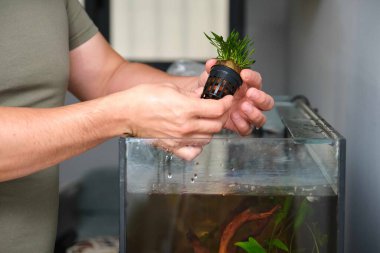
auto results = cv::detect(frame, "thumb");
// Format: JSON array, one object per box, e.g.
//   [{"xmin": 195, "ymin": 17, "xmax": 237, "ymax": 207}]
[
  {"xmin": 205, "ymin": 59, "xmax": 218, "ymax": 73},
  {"xmin": 193, "ymin": 95, "xmax": 233, "ymax": 118},
  {"xmin": 220, "ymin": 94, "xmax": 234, "ymax": 109},
  {"xmin": 192, "ymin": 86, "xmax": 204, "ymax": 98}
]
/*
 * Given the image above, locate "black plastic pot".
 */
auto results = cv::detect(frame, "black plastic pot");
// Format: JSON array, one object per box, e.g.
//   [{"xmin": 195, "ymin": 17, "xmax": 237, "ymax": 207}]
[{"xmin": 201, "ymin": 64, "xmax": 243, "ymax": 99}]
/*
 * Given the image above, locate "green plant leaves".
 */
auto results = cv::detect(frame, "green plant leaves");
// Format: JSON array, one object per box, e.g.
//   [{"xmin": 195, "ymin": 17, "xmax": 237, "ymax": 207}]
[
  {"xmin": 204, "ymin": 30, "xmax": 255, "ymax": 69},
  {"xmin": 274, "ymin": 196, "xmax": 293, "ymax": 226},
  {"xmin": 268, "ymin": 239, "xmax": 289, "ymax": 252},
  {"xmin": 294, "ymin": 199, "xmax": 311, "ymax": 230},
  {"xmin": 235, "ymin": 237, "xmax": 267, "ymax": 253}
]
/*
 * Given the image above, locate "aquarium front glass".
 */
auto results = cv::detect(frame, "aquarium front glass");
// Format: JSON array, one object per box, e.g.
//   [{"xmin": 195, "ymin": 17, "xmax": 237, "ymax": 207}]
[{"xmin": 119, "ymin": 98, "xmax": 345, "ymax": 253}]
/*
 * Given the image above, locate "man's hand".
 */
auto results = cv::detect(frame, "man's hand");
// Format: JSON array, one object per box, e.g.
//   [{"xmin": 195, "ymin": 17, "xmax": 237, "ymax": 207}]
[
  {"xmin": 68, "ymin": 34, "xmax": 273, "ymax": 160},
  {"xmin": 107, "ymin": 82, "xmax": 233, "ymax": 160},
  {"xmin": 195, "ymin": 59, "xmax": 274, "ymax": 135}
]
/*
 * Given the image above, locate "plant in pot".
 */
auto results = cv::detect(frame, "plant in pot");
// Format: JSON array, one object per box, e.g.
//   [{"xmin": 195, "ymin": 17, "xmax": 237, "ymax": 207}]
[{"xmin": 201, "ymin": 30, "xmax": 255, "ymax": 99}]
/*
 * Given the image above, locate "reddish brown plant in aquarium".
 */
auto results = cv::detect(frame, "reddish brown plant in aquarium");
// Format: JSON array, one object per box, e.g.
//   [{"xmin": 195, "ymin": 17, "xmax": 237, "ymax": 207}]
[
  {"xmin": 187, "ymin": 205, "xmax": 280, "ymax": 253},
  {"xmin": 201, "ymin": 30, "xmax": 255, "ymax": 99}
]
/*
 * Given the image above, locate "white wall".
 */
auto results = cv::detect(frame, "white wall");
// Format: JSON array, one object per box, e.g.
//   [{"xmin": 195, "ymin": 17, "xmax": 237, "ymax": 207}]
[
  {"xmin": 110, "ymin": 0, "xmax": 229, "ymax": 61},
  {"xmin": 288, "ymin": 0, "xmax": 380, "ymax": 251}
]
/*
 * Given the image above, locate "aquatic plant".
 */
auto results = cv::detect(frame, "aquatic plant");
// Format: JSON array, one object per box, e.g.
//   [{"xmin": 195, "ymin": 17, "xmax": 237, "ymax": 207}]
[
  {"xmin": 234, "ymin": 197, "xmax": 327, "ymax": 253},
  {"xmin": 204, "ymin": 30, "xmax": 255, "ymax": 70},
  {"xmin": 187, "ymin": 205, "xmax": 280, "ymax": 253},
  {"xmin": 201, "ymin": 30, "xmax": 255, "ymax": 99}
]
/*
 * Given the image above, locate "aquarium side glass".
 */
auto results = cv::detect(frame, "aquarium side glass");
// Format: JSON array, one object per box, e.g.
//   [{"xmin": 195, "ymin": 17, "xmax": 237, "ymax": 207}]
[
  {"xmin": 119, "ymin": 97, "xmax": 345, "ymax": 253},
  {"xmin": 121, "ymin": 136, "xmax": 341, "ymax": 253},
  {"xmin": 124, "ymin": 138, "xmax": 339, "ymax": 196}
]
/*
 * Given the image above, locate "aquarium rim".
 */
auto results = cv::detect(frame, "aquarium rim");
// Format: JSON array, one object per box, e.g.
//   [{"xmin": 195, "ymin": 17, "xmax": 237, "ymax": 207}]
[{"xmin": 121, "ymin": 136, "xmax": 343, "ymax": 145}]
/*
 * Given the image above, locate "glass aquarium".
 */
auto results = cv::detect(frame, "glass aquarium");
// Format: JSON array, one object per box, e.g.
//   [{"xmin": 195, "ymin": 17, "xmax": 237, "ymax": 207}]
[{"xmin": 119, "ymin": 97, "xmax": 345, "ymax": 253}]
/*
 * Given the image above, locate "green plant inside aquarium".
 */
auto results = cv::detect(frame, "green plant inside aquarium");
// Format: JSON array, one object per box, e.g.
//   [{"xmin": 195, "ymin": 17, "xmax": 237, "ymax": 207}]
[{"xmin": 233, "ymin": 197, "xmax": 329, "ymax": 253}]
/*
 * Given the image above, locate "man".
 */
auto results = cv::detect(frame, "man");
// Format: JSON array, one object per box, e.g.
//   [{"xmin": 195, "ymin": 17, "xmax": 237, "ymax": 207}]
[{"xmin": 0, "ymin": 0, "xmax": 274, "ymax": 252}]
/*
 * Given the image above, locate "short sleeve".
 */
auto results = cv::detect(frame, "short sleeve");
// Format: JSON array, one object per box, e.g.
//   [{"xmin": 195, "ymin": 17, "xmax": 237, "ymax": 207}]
[{"xmin": 66, "ymin": 0, "xmax": 99, "ymax": 50}]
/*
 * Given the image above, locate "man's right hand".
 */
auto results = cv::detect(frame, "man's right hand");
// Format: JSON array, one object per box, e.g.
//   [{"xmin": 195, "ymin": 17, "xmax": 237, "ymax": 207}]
[{"xmin": 106, "ymin": 82, "xmax": 233, "ymax": 160}]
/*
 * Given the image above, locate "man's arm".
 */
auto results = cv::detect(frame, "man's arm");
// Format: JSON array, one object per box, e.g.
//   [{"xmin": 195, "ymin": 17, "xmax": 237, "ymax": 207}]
[
  {"xmin": 0, "ymin": 31, "xmax": 271, "ymax": 182},
  {"xmin": 0, "ymin": 97, "xmax": 118, "ymax": 182},
  {"xmin": 0, "ymin": 86, "xmax": 233, "ymax": 182},
  {"xmin": 69, "ymin": 32, "xmax": 274, "ymax": 136},
  {"xmin": 68, "ymin": 33, "xmax": 195, "ymax": 100},
  {"xmin": 0, "ymin": 32, "xmax": 236, "ymax": 181}
]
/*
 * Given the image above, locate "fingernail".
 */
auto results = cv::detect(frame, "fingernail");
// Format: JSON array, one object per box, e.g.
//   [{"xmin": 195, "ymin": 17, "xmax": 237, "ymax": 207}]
[{"xmin": 240, "ymin": 71, "xmax": 248, "ymax": 80}]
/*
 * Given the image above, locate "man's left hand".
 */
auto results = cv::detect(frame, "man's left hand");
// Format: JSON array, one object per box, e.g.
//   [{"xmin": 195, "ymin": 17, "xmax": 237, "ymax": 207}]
[{"xmin": 195, "ymin": 59, "xmax": 274, "ymax": 136}]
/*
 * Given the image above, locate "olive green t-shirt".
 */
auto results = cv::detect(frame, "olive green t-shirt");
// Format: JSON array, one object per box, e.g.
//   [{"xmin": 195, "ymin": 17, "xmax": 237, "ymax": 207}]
[{"xmin": 0, "ymin": 0, "xmax": 98, "ymax": 252}]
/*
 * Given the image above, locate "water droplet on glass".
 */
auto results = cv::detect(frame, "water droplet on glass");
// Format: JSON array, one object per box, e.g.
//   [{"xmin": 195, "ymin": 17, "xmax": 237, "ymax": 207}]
[
  {"xmin": 167, "ymin": 173, "xmax": 172, "ymax": 179},
  {"xmin": 195, "ymin": 162, "xmax": 199, "ymax": 165},
  {"xmin": 165, "ymin": 154, "xmax": 173, "ymax": 162},
  {"xmin": 231, "ymin": 168, "xmax": 235, "ymax": 171},
  {"xmin": 194, "ymin": 173, "xmax": 198, "ymax": 179},
  {"xmin": 190, "ymin": 178, "xmax": 195, "ymax": 183}
]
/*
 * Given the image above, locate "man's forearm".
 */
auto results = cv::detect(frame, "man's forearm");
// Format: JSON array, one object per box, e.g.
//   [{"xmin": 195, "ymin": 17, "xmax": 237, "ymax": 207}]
[
  {"xmin": 0, "ymin": 96, "xmax": 123, "ymax": 182},
  {"xmin": 68, "ymin": 33, "xmax": 199, "ymax": 100},
  {"xmin": 104, "ymin": 61, "xmax": 198, "ymax": 95}
]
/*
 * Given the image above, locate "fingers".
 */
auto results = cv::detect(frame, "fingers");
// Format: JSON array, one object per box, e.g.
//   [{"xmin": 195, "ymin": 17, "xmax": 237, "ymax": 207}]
[
  {"xmin": 173, "ymin": 146, "xmax": 203, "ymax": 161},
  {"xmin": 231, "ymin": 112, "xmax": 253, "ymax": 136},
  {"xmin": 246, "ymin": 88, "xmax": 274, "ymax": 111},
  {"xmin": 198, "ymin": 59, "xmax": 217, "ymax": 88},
  {"xmin": 232, "ymin": 88, "xmax": 272, "ymax": 134},
  {"xmin": 205, "ymin": 59, "xmax": 218, "ymax": 73},
  {"xmin": 153, "ymin": 138, "xmax": 207, "ymax": 161},
  {"xmin": 230, "ymin": 104, "xmax": 266, "ymax": 136},
  {"xmin": 199, "ymin": 71, "xmax": 209, "ymax": 86},
  {"xmin": 204, "ymin": 59, "xmax": 262, "ymax": 91},
  {"xmin": 240, "ymin": 69, "xmax": 263, "ymax": 90},
  {"xmin": 180, "ymin": 119, "xmax": 224, "ymax": 136},
  {"xmin": 240, "ymin": 101, "xmax": 267, "ymax": 127},
  {"xmin": 191, "ymin": 95, "xmax": 233, "ymax": 118},
  {"xmin": 192, "ymin": 86, "xmax": 204, "ymax": 98}
]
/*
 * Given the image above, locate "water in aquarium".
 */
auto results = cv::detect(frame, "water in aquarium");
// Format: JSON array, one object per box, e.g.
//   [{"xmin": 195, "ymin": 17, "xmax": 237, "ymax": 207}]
[
  {"xmin": 121, "ymin": 99, "xmax": 345, "ymax": 253},
  {"xmin": 126, "ymin": 193, "xmax": 337, "ymax": 253}
]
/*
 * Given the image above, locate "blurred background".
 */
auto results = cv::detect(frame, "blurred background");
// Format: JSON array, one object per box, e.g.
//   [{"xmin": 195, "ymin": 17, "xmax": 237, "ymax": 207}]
[{"xmin": 59, "ymin": 0, "xmax": 380, "ymax": 252}]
